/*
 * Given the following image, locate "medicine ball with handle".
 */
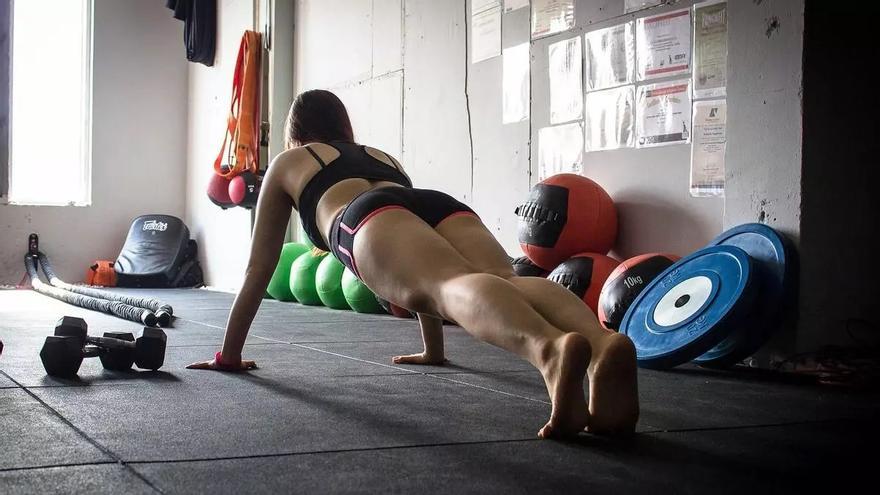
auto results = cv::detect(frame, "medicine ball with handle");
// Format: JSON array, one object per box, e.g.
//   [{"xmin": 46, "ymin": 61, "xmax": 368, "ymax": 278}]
[
  {"xmin": 547, "ymin": 252, "xmax": 620, "ymax": 314},
  {"xmin": 516, "ymin": 174, "xmax": 617, "ymax": 270}
]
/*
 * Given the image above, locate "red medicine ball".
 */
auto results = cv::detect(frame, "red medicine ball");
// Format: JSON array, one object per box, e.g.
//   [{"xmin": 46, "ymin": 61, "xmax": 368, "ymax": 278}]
[
  {"xmin": 547, "ymin": 253, "xmax": 620, "ymax": 314},
  {"xmin": 516, "ymin": 174, "xmax": 617, "ymax": 270},
  {"xmin": 511, "ymin": 256, "xmax": 550, "ymax": 277},
  {"xmin": 229, "ymin": 171, "xmax": 263, "ymax": 209},
  {"xmin": 207, "ymin": 172, "xmax": 235, "ymax": 209},
  {"xmin": 597, "ymin": 253, "xmax": 680, "ymax": 330},
  {"xmin": 377, "ymin": 297, "xmax": 416, "ymax": 319}
]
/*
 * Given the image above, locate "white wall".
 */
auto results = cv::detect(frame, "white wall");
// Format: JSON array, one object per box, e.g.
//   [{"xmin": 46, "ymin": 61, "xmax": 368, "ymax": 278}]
[
  {"xmin": 0, "ymin": 0, "xmax": 187, "ymax": 284},
  {"xmin": 292, "ymin": 0, "xmax": 729, "ymax": 258},
  {"xmin": 184, "ymin": 0, "xmax": 255, "ymax": 291},
  {"xmin": 294, "ymin": 0, "xmax": 405, "ymax": 161}
]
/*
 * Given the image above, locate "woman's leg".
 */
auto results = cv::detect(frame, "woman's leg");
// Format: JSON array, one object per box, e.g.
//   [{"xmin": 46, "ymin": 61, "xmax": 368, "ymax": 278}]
[
  {"xmin": 434, "ymin": 215, "xmax": 639, "ymax": 434},
  {"xmin": 353, "ymin": 209, "xmax": 590, "ymax": 438}
]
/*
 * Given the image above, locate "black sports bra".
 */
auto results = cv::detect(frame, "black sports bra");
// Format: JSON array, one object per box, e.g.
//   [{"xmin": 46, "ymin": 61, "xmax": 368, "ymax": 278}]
[{"xmin": 297, "ymin": 141, "xmax": 412, "ymax": 251}]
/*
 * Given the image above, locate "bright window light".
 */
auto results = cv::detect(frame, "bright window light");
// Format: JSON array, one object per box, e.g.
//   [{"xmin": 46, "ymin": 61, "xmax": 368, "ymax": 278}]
[{"xmin": 9, "ymin": 0, "xmax": 92, "ymax": 206}]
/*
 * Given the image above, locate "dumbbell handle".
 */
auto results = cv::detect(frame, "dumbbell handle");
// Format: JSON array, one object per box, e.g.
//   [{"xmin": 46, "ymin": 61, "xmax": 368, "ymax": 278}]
[
  {"xmin": 85, "ymin": 336, "xmax": 135, "ymax": 351},
  {"xmin": 82, "ymin": 345, "xmax": 106, "ymax": 358}
]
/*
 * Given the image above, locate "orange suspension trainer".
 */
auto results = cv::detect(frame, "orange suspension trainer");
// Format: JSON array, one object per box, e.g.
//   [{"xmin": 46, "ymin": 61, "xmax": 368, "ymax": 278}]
[{"xmin": 207, "ymin": 30, "xmax": 263, "ymax": 209}]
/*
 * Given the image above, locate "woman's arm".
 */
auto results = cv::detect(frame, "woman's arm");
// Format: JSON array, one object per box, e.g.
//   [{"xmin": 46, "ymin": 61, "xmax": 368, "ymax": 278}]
[
  {"xmin": 392, "ymin": 313, "xmax": 447, "ymax": 365},
  {"xmin": 188, "ymin": 158, "xmax": 295, "ymax": 370}
]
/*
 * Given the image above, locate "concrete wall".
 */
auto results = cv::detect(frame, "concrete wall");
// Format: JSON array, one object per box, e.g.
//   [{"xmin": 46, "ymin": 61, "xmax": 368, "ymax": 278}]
[
  {"xmin": 724, "ymin": 0, "xmax": 803, "ymax": 240},
  {"xmin": 292, "ymin": 0, "xmax": 803, "ymax": 260},
  {"xmin": 0, "ymin": 0, "xmax": 188, "ymax": 284},
  {"xmin": 294, "ymin": 0, "xmax": 407, "ymax": 166},
  {"xmin": 293, "ymin": 0, "xmax": 526, "ymax": 254},
  {"xmin": 183, "ymin": 0, "xmax": 255, "ymax": 291}
]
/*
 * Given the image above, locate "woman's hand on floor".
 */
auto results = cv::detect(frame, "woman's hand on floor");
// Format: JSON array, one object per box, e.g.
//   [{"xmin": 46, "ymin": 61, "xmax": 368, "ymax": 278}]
[
  {"xmin": 186, "ymin": 358, "xmax": 258, "ymax": 371},
  {"xmin": 392, "ymin": 352, "xmax": 447, "ymax": 365}
]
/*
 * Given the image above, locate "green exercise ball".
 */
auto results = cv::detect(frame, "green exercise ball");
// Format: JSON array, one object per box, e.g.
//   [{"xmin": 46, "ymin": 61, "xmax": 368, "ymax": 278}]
[
  {"xmin": 341, "ymin": 268, "xmax": 384, "ymax": 313},
  {"xmin": 316, "ymin": 256, "xmax": 350, "ymax": 310},
  {"xmin": 266, "ymin": 243, "xmax": 309, "ymax": 301},
  {"xmin": 298, "ymin": 223, "xmax": 314, "ymax": 249},
  {"xmin": 290, "ymin": 251, "xmax": 327, "ymax": 305}
]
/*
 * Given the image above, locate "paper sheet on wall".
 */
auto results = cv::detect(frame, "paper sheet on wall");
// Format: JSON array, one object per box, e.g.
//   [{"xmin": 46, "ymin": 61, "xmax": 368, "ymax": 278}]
[
  {"xmin": 531, "ymin": 0, "xmax": 575, "ymax": 40},
  {"xmin": 636, "ymin": 79, "xmax": 691, "ymax": 147},
  {"xmin": 584, "ymin": 22, "xmax": 634, "ymax": 92},
  {"xmin": 472, "ymin": 6, "xmax": 502, "ymax": 63},
  {"xmin": 584, "ymin": 85, "xmax": 635, "ymax": 152},
  {"xmin": 690, "ymin": 99, "xmax": 726, "ymax": 196},
  {"xmin": 636, "ymin": 9, "xmax": 691, "ymax": 81},
  {"xmin": 538, "ymin": 122, "xmax": 584, "ymax": 180},
  {"xmin": 624, "ymin": 0, "xmax": 663, "ymax": 14},
  {"xmin": 548, "ymin": 36, "xmax": 583, "ymax": 124},
  {"xmin": 693, "ymin": 0, "xmax": 728, "ymax": 98},
  {"xmin": 503, "ymin": 43, "xmax": 530, "ymax": 124},
  {"xmin": 504, "ymin": 0, "xmax": 529, "ymax": 13},
  {"xmin": 473, "ymin": 0, "xmax": 501, "ymax": 14}
]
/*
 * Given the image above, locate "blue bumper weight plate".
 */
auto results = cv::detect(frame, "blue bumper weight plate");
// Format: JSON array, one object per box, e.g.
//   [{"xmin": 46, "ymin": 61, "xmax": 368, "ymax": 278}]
[
  {"xmin": 620, "ymin": 245, "xmax": 759, "ymax": 370},
  {"xmin": 694, "ymin": 223, "xmax": 796, "ymax": 367}
]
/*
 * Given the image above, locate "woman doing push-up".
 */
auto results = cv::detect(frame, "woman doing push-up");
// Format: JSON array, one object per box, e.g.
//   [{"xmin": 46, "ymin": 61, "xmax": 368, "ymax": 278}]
[{"xmin": 188, "ymin": 89, "xmax": 639, "ymax": 438}]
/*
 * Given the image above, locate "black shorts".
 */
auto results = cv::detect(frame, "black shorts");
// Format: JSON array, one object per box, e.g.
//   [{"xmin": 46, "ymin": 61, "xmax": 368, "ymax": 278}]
[{"xmin": 329, "ymin": 187, "xmax": 478, "ymax": 278}]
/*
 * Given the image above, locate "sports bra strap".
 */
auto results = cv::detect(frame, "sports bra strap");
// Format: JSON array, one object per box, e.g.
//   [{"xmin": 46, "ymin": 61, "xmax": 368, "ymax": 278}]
[{"xmin": 304, "ymin": 146, "xmax": 327, "ymax": 167}]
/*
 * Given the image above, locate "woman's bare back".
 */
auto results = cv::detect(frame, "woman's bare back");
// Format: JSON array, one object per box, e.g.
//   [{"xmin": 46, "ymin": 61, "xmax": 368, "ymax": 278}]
[{"xmin": 271, "ymin": 143, "xmax": 410, "ymax": 248}]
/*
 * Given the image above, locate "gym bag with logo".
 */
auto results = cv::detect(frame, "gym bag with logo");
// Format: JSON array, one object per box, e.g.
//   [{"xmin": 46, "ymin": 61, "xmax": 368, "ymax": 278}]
[{"xmin": 114, "ymin": 215, "xmax": 204, "ymax": 288}]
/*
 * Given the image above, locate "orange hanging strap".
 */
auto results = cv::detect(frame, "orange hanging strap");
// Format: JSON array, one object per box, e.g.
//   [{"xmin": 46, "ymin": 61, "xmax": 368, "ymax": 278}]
[{"xmin": 214, "ymin": 30, "xmax": 262, "ymax": 179}]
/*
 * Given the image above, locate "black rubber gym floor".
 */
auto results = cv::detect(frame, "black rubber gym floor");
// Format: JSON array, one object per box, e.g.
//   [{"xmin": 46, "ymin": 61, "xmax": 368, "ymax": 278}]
[{"xmin": 1, "ymin": 288, "xmax": 876, "ymax": 494}]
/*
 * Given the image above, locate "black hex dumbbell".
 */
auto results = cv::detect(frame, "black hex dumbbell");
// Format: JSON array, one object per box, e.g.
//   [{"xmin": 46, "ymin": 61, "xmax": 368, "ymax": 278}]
[
  {"xmin": 54, "ymin": 316, "xmax": 167, "ymax": 370},
  {"xmin": 41, "ymin": 316, "xmax": 167, "ymax": 377},
  {"xmin": 39, "ymin": 336, "xmax": 104, "ymax": 377}
]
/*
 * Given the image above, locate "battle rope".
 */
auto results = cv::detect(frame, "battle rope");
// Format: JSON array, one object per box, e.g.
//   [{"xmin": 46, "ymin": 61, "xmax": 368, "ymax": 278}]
[
  {"xmin": 36, "ymin": 252, "xmax": 174, "ymax": 325},
  {"xmin": 25, "ymin": 254, "xmax": 158, "ymax": 327}
]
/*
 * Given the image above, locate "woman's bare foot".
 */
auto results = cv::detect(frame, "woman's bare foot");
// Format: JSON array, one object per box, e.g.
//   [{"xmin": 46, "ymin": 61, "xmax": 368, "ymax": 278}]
[
  {"xmin": 537, "ymin": 333, "xmax": 591, "ymax": 439},
  {"xmin": 586, "ymin": 332, "xmax": 639, "ymax": 435},
  {"xmin": 392, "ymin": 352, "xmax": 447, "ymax": 365}
]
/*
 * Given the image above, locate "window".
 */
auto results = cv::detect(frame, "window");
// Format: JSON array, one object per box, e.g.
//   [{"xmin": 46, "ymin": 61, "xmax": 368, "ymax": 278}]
[{"xmin": 2, "ymin": 0, "xmax": 93, "ymax": 206}]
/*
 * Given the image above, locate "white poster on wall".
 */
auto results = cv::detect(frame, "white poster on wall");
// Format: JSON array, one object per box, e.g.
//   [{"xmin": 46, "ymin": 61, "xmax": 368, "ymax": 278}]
[
  {"xmin": 636, "ymin": 79, "xmax": 691, "ymax": 147},
  {"xmin": 549, "ymin": 36, "xmax": 583, "ymax": 124},
  {"xmin": 584, "ymin": 85, "xmax": 635, "ymax": 152},
  {"xmin": 503, "ymin": 43, "xmax": 530, "ymax": 124},
  {"xmin": 584, "ymin": 22, "xmax": 635, "ymax": 91},
  {"xmin": 505, "ymin": 0, "xmax": 529, "ymax": 13},
  {"xmin": 539, "ymin": 122, "xmax": 584, "ymax": 180},
  {"xmin": 472, "ymin": 6, "xmax": 502, "ymax": 63},
  {"xmin": 625, "ymin": 0, "xmax": 663, "ymax": 14},
  {"xmin": 693, "ymin": 0, "xmax": 728, "ymax": 98},
  {"xmin": 531, "ymin": 0, "xmax": 575, "ymax": 40},
  {"xmin": 473, "ymin": 0, "xmax": 500, "ymax": 14},
  {"xmin": 636, "ymin": 9, "xmax": 691, "ymax": 81},
  {"xmin": 690, "ymin": 99, "xmax": 726, "ymax": 196}
]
